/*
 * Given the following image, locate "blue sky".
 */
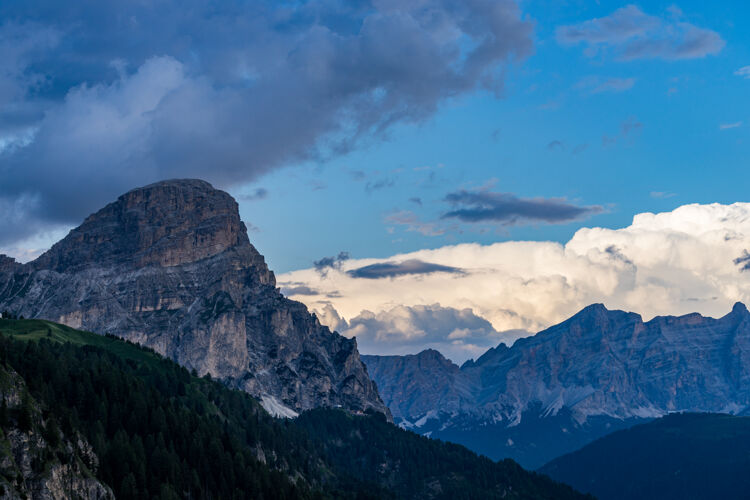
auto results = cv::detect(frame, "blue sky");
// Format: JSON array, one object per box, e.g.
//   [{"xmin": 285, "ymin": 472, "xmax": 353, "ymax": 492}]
[{"xmin": 225, "ymin": 0, "xmax": 750, "ymax": 272}]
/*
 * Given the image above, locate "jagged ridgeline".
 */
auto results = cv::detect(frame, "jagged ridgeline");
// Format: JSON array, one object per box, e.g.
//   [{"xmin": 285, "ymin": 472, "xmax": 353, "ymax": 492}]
[
  {"xmin": 0, "ymin": 319, "xmax": 588, "ymax": 499},
  {"xmin": 365, "ymin": 302, "xmax": 750, "ymax": 468},
  {"xmin": 0, "ymin": 179, "xmax": 386, "ymax": 418}
]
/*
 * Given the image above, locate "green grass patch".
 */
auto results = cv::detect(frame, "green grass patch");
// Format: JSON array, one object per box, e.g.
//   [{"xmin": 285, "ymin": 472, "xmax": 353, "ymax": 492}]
[{"xmin": 0, "ymin": 319, "xmax": 162, "ymax": 368}]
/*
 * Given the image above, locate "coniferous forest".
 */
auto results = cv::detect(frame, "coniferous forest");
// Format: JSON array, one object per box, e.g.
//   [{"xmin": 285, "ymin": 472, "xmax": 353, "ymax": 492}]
[{"xmin": 0, "ymin": 319, "xmax": 587, "ymax": 499}]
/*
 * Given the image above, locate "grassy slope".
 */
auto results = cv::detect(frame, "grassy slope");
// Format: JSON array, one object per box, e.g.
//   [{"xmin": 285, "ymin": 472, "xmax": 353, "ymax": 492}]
[{"xmin": 0, "ymin": 319, "xmax": 161, "ymax": 366}]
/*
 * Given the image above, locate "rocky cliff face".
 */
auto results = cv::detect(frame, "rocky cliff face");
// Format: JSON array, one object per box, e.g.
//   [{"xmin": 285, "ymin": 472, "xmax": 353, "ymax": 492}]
[
  {"xmin": 475, "ymin": 302, "xmax": 750, "ymax": 422},
  {"xmin": 0, "ymin": 366, "xmax": 113, "ymax": 499},
  {"xmin": 0, "ymin": 179, "xmax": 388, "ymax": 417},
  {"xmin": 362, "ymin": 350, "xmax": 475, "ymax": 423},
  {"xmin": 365, "ymin": 303, "xmax": 750, "ymax": 467}
]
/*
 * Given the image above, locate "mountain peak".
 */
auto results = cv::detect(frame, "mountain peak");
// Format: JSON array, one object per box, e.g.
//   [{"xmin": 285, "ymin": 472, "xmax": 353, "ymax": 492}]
[
  {"xmin": 416, "ymin": 348, "xmax": 448, "ymax": 360},
  {"xmin": 31, "ymin": 178, "xmax": 253, "ymax": 272},
  {"xmin": 0, "ymin": 255, "xmax": 20, "ymax": 273},
  {"xmin": 0, "ymin": 179, "xmax": 387, "ymax": 416},
  {"xmin": 578, "ymin": 302, "xmax": 609, "ymax": 315},
  {"xmin": 566, "ymin": 302, "xmax": 644, "ymax": 327},
  {"xmin": 732, "ymin": 302, "xmax": 749, "ymax": 314},
  {"xmin": 133, "ymin": 178, "xmax": 214, "ymax": 191}
]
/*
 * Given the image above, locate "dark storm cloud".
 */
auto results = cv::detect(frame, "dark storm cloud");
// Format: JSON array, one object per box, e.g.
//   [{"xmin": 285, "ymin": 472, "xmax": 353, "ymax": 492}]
[
  {"xmin": 556, "ymin": 5, "xmax": 724, "ymax": 61},
  {"xmin": 314, "ymin": 251, "xmax": 350, "ymax": 277},
  {"xmin": 0, "ymin": 0, "xmax": 533, "ymax": 245},
  {"xmin": 441, "ymin": 189, "xmax": 603, "ymax": 225},
  {"xmin": 347, "ymin": 259, "xmax": 463, "ymax": 279}
]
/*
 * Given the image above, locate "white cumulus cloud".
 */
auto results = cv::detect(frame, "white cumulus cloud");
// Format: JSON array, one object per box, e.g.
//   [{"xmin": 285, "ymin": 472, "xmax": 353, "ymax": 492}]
[{"xmin": 280, "ymin": 202, "xmax": 750, "ymax": 362}]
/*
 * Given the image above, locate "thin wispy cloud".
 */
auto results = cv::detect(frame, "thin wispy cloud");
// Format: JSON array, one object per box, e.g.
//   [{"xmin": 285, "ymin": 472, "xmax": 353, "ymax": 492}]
[
  {"xmin": 735, "ymin": 66, "xmax": 750, "ymax": 79},
  {"xmin": 365, "ymin": 178, "xmax": 395, "ymax": 193},
  {"xmin": 577, "ymin": 76, "xmax": 636, "ymax": 94},
  {"xmin": 239, "ymin": 188, "xmax": 268, "ymax": 201},
  {"xmin": 593, "ymin": 77, "xmax": 636, "ymax": 93},
  {"xmin": 720, "ymin": 122, "xmax": 743, "ymax": 130},
  {"xmin": 384, "ymin": 211, "xmax": 447, "ymax": 237},
  {"xmin": 650, "ymin": 191, "xmax": 677, "ymax": 199},
  {"xmin": 557, "ymin": 5, "xmax": 724, "ymax": 61},
  {"xmin": 442, "ymin": 190, "xmax": 603, "ymax": 225},
  {"xmin": 621, "ymin": 117, "xmax": 644, "ymax": 137},
  {"xmin": 572, "ymin": 144, "xmax": 589, "ymax": 155}
]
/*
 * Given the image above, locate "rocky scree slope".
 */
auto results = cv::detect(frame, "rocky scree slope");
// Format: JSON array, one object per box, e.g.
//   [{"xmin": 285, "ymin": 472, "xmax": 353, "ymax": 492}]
[{"xmin": 0, "ymin": 179, "xmax": 387, "ymax": 417}]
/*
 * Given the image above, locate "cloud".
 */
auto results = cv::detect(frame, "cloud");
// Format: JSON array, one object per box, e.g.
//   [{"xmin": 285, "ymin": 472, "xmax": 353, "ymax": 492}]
[
  {"xmin": 735, "ymin": 251, "xmax": 750, "ymax": 272},
  {"xmin": 735, "ymin": 66, "xmax": 750, "ymax": 79},
  {"xmin": 577, "ymin": 76, "xmax": 636, "ymax": 94},
  {"xmin": 650, "ymin": 191, "xmax": 676, "ymax": 199},
  {"xmin": 281, "ymin": 202, "xmax": 750, "ymax": 361},
  {"xmin": 557, "ymin": 5, "xmax": 724, "ymax": 61},
  {"xmin": 0, "ymin": 0, "xmax": 534, "ymax": 245},
  {"xmin": 720, "ymin": 122, "xmax": 742, "ymax": 130},
  {"xmin": 349, "ymin": 170, "xmax": 367, "ymax": 182},
  {"xmin": 318, "ymin": 303, "xmax": 523, "ymax": 363},
  {"xmin": 572, "ymin": 144, "xmax": 588, "ymax": 155},
  {"xmin": 365, "ymin": 178, "xmax": 395, "ymax": 193},
  {"xmin": 441, "ymin": 189, "xmax": 603, "ymax": 225},
  {"xmin": 239, "ymin": 188, "xmax": 268, "ymax": 201},
  {"xmin": 313, "ymin": 251, "xmax": 351, "ymax": 277},
  {"xmin": 347, "ymin": 259, "xmax": 464, "ymax": 279},
  {"xmin": 279, "ymin": 284, "xmax": 321, "ymax": 296},
  {"xmin": 384, "ymin": 210, "xmax": 447, "ymax": 237},
  {"xmin": 621, "ymin": 116, "xmax": 643, "ymax": 136}
]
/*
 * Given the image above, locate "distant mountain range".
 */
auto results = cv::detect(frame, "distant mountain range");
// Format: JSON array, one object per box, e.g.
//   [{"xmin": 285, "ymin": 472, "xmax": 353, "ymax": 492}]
[
  {"xmin": 540, "ymin": 412, "xmax": 750, "ymax": 500},
  {"xmin": 364, "ymin": 302, "xmax": 750, "ymax": 468},
  {"xmin": 4, "ymin": 177, "xmax": 749, "ymax": 495},
  {"xmin": 0, "ymin": 179, "xmax": 387, "ymax": 418}
]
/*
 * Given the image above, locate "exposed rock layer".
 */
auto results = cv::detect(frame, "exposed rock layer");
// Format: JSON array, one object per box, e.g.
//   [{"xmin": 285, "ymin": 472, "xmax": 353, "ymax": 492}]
[
  {"xmin": 0, "ymin": 179, "xmax": 387, "ymax": 416},
  {"xmin": 0, "ymin": 366, "xmax": 113, "ymax": 499},
  {"xmin": 364, "ymin": 303, "xmax": 750, "ymax": 466}
]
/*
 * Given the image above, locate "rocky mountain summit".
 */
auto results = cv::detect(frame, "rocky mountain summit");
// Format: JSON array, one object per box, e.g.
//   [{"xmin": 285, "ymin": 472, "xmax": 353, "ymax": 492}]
[
  {"xmin": 0, "ymin": 179, "xmax": 387, "ymax": 417},
  {"xmin": 362, "ymin": 349, "xmax": 474, "ymax": 423},
  {"xmin": 364, "ymin": 302, "xmax": 750, "ymax": 467}
]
